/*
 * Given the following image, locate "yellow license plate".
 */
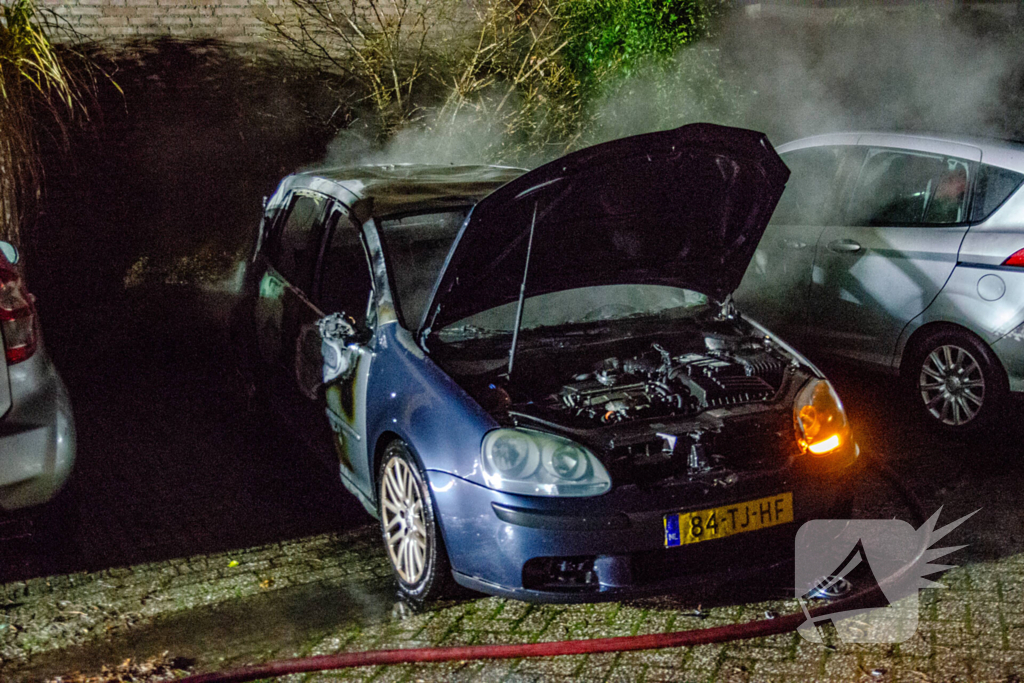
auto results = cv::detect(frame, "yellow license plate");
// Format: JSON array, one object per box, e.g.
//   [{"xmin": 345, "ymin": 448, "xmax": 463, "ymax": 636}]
[{"xmin": 664, "ymin": 492, "xmax": 793, "ymax": 547}]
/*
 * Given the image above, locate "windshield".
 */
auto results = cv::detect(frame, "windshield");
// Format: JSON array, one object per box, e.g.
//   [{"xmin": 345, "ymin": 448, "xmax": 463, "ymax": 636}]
[
  {"xmin": 378, "ymin": 209, "xmax": 468, "ymax": 328},
  {"xmin": 436, "ymin": 284, "xmax": 709, "ymax": 341}
]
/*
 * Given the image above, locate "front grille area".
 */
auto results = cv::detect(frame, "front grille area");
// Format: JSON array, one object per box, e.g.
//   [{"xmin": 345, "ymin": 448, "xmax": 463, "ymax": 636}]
[
  {"xmin": 522, "ymin": 524, "xmax": 797, "ymax": 595},
  {"xmin": 705, "ymin": 413, "xmax": 795, "ymax": 470},
  {"xmin": 602, "ymin": 412, "xmax": 795, "ymax": 486},
  {"xmin": 630, "ymin": 523, "xmax": 796, "ymax": 588},
  {"xmin": 522, "ymin": 555, "xmax": 600, "ymax": 592}
]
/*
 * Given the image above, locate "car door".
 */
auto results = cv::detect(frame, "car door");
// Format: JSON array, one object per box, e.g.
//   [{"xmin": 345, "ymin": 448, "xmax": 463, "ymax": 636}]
[
  {"xmin": 735, "ymin": 145, "xmax": 851, "ymax": 345},
  {"xmin": 254, "ymin": 190, "xmax": 328, "ymax": 362},
  {"xmin": 297, "ymin": 206, "xmax": 377, "ymax": 503},
  {"xmin": 253, "ymin": 189, "xmax": 338, "ymax": 459},
  {"xmin": 805, "ymin": 140, "xmax": 981, "ymax": 366}
]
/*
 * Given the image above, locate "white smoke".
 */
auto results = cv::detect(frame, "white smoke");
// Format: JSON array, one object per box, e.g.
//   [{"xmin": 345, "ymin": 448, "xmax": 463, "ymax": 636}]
[
  {"xmin": 317, "ymin": 2, "xmax": 1024, "ymax": 169},
  {"xmin": 593, "ymin": 3, "xmax": 1024, "ymax": 147}
]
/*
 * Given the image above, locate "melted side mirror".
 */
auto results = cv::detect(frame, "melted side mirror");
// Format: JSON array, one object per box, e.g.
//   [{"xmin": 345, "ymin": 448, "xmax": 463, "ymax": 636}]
[
  {"xmin": 0, "ymin": 241, "xmax": 18, "ymax": 265},
  {"xmin": 317, "ymin": 312, "xmax": 370, "ymax": 384}
]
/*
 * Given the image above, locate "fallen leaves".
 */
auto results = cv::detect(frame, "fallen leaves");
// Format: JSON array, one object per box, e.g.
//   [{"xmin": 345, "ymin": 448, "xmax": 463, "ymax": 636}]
[{"xmin": 45, "ymin": 651, "xmax": 192, "ymax": 683}]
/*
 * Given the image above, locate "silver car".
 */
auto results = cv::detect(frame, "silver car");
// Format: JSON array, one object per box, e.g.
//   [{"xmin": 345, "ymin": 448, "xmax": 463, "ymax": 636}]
[
  {"xmin": 735, "ymin": 132, "xmax": 1024, "ymax": 432},
  {"xmin": 0, "ymin": 241, "xmax": 76, "ymax": 511}
]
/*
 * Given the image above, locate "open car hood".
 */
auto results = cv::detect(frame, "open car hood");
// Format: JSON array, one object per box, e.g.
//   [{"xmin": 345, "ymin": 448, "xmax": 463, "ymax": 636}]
[{"xmin": 422, "ymin": 123, "xmax": 789, "ymax": 335}]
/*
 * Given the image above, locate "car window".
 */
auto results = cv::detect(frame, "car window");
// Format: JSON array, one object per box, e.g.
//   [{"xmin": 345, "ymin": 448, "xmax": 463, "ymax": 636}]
[
  {"xmin": 847, "ymin": 149, "xmax": 972, "ymax": 226},
  {"xmin": 273, "ymin": 193, "xmax": 326, "ymax": 287},
  {"xmin": 773, "ymin": 147, "xmax": 848, "ymax": 225},
  {"xmin": 971, "ymin": 164, "xmax": 1024, "ymax": 222},
  {"xmin": 316, "ymin": 210, "xmax": 374, "ymax": 327},
  {"xmin": 378, "ymin": 210, "xmax": 468, "ymax": 329}
]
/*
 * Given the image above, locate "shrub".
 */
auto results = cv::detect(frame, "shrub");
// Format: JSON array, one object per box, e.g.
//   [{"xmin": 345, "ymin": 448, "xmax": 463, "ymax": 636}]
[
  {"xmin": 560, "ymin": 0, "xmax": 727, "ymax": 95},
  {"xmin": 260, "ymin": 0, "xmax": 469, "ymax": 137},
  {"xmin": 261, "ymin": 0, "xmax": 586, "ymax": 162},
  {"xmin": 259, "ymin": 0, "xmax": 731, "ymax": 164},
  {"xmin": 0, "ymin": 0, "xmax": 85, "ymax": 244}
]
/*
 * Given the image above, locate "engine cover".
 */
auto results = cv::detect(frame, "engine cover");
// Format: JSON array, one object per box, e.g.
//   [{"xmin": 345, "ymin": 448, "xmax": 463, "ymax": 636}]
[{"xmin": 550, "ymin": 341, "xmax": 787, "ymax": 425}]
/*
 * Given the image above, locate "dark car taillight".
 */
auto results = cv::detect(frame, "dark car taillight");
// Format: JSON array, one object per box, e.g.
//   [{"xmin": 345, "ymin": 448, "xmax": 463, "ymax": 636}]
[{"xmin": 0, "ymin": 261, "xmax": 37, "ymax": 364}]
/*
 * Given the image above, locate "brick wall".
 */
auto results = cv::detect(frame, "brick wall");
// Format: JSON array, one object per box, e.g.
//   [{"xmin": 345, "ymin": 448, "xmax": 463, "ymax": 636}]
[
  {"xmin": 40, "ymin": 0, "xmax": 284, "ymax": 43},
  {"xmin": 43, "ymin": 0, "xmax": 1023, "ymax": 47}
]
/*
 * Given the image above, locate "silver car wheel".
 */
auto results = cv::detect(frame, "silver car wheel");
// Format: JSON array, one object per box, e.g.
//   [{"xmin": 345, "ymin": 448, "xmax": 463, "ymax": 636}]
[
  {"xmin": 380, "ymin": 456, "xmax": 428, "ymax": 584},
  {"xmin": 919, "ymin": 344, "xmax": 985, "ymax": 426}
]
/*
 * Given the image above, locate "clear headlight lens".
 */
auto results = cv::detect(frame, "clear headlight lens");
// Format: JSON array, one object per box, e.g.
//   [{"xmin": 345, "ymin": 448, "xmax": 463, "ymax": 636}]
[
  {"xmin": 794, "ymin": 379, "xmax": 850, "ymax": 456},
  {"xmin": 481, "ymin": 429, "xmax": 611, "ymax": 497}
]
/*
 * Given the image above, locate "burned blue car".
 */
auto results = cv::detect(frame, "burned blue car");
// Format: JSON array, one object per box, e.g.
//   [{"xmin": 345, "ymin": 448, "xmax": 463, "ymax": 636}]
[{"xmin": 238, "ymin": 123, "xmax": 861, "ymax": 604}]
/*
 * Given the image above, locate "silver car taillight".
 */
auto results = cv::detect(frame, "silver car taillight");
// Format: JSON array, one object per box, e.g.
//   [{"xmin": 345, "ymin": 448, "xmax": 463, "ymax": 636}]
[
  {"xmin": 0, "ymin": 261, "xmax": 37, "ymax": 364},
  {"xmin": 1003, "ymin": 249, "xmax": 1024, "ymax": 267}
]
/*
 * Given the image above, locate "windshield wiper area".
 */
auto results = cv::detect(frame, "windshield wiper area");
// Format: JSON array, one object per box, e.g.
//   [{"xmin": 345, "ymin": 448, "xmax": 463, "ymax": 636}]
[
  {"xmin": 437, "ymin": 324, "xmax": 511, "ymax": 342},
  {"xmin": 536, "ymin": 324, "xmax": 613, "ymax": 338},
  {"xmin": 438, "ymin": 308, "xmax": 705, "ymax": 345}
]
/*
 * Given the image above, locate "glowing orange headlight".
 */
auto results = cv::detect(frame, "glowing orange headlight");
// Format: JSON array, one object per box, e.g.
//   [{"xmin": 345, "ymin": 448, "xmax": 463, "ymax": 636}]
[{"xmin": 794, "ymin": 379, "xmax": 850, "ymax": 456}]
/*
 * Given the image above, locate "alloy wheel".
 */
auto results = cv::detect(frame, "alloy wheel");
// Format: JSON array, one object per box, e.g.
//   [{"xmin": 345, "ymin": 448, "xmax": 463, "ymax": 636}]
[
  {"xmin": 380, "ymin": 456, "xmax": 429, "ymax": 584},
  {"xmin": 806, "ymin": 575, "xmax": 853, "ymax": 599},
  {"xmin": 918, "ymin": 344, "xmax": 985, "ymax": 427}
]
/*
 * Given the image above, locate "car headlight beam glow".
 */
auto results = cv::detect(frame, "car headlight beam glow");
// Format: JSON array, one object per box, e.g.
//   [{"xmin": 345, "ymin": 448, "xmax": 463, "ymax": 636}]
[
  {"xmin": 793, "ymin": 379, "xmax": 850, "ymax": 457},
  {"xmin": 481, "ymin": 429, "xmax": 611, "ymax": 497},
  {"xmin": 807, "ymin": 433, "xmax": 841, "ymax": 455}
]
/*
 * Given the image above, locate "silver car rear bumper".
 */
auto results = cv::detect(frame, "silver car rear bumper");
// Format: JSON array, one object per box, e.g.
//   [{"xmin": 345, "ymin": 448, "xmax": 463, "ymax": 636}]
[{"xmin": 0, "ymin": 349, "xmax": 76, "ymax": 510}]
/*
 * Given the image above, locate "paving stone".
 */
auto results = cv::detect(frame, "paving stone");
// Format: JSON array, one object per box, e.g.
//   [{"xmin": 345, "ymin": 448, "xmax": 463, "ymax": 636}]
[
  {"xmin": 643, "ymin": 666, "xmax": 703, "ymax": 682},
  {"xmin": 4, "ymin": 324, "xmax": 1024, "ymax": 682}
]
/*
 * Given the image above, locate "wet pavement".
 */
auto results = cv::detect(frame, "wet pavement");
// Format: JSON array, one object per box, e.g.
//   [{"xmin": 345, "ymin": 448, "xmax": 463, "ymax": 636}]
[
  {"xmin": 15, "ymin": 540, "xmax": 395, "ymax": 680},
  {"xmin": 2, "ymin": 283, "xmax": 1024, "ymax": 682},
  {"xmin": 0, "ymin": 286, "xmax": 372, "ymax": 582}
]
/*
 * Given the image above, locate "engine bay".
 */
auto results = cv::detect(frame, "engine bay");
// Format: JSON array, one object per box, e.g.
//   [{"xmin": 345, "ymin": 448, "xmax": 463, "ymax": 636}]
[
  {"xmin": 518, "ymin": 330, "xmax": 798, "ymax": 482},
  {"xmin": 441, "ymin": 316, "xmax": 801, "ymax": 431},
  {"xmin": 550, "ymin": 338, "xmax": 789, "ymax": 426},
  {"xmin": 437, "ymin": 317, "xmax": 807, "ymax": 483}
]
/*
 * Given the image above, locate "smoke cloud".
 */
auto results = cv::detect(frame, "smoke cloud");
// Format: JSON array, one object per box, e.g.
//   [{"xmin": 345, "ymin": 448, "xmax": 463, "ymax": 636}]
[
  {"xmin": 319, "ymin": 2, "xmax": 1024, "ymax": 170},
  {"xmin": 318, "ymin": 107, "xmax": 515, "ymax": 169},
  {"xmin": 715, "ymin": 3, "xmax": 1023, "ymax": 144}
]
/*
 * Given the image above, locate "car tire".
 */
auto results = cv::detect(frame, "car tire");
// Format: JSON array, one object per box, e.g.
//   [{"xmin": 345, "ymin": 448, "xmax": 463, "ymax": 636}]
[
  {"xmin": 903, "ymin": 328, "xmax": 1008, "ymax": 432},
  {"xmin": 377, "ymin": 440, "xmax": 454, "ymax": 604}
]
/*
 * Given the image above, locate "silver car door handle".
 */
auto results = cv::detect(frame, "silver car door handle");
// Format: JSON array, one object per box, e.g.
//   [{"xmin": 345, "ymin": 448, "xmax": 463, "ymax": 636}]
[{"xmin": 827, "ymin": 239, "xmax": 862, "ymax": 253}]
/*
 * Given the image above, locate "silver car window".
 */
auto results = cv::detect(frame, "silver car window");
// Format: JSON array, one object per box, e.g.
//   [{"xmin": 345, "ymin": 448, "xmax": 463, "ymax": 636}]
[
  {"xmin": 773, "ymin": 146, "xmax": 848, "ymax": 225},
  {"xmin": 971, "ymin": 164, "xmax": 1024, "ymax": 222},
  {"xmin": 848, "ymin": 149, "xmax": 971, "ymax": 226}
]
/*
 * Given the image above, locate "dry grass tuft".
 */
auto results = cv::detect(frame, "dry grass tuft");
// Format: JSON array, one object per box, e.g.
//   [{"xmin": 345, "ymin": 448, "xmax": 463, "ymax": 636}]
[{"xmin": 0, "ymin": 0, "xmax": 93, "ymax": 244}]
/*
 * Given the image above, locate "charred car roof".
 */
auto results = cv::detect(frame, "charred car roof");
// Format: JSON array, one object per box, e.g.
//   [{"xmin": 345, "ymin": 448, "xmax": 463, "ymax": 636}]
[{"xmin": 294, "ymin": 164, "xmax": 527, "ymax": 218}]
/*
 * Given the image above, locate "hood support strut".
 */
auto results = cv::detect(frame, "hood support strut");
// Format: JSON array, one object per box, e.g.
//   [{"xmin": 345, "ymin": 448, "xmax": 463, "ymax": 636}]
[{"xmin": 507, "ymin": 201, "xmax": 538, "ymax": 378}]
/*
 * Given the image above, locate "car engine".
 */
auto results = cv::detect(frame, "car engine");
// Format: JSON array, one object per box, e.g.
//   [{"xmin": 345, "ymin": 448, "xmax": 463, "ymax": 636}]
[{"xmin": 549, "ymin": 338, "xmax": 788, "ymax": 425}]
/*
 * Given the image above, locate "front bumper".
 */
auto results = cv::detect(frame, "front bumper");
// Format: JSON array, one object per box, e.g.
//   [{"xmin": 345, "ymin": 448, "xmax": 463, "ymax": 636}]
[
  {"xmin": 429, "ymin": 445, "xmax": 861, "ymax": 603},
  {"xmin": 0, "ymin": 349, "xmax": 77, "ymax": 510}
]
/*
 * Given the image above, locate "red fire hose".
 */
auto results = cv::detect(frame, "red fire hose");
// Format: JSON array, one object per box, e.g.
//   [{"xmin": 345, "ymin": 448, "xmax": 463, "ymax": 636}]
[{"xmin": 180, "ymin": 454, "xmax": 929, "ymax": 683}]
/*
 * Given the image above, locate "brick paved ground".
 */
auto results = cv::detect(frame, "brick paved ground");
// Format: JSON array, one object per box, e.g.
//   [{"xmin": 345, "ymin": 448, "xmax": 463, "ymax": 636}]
[
  {"xmin": 7, "ymin": 507, "xmax": 1024, "ymax": 682},
  {"xmin": 2, "ymin": 285, "xmax": 1024, "ymax": 682}
]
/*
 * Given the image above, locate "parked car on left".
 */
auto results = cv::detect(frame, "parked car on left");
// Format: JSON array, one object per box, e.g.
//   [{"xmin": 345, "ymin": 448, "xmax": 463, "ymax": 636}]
[{"xmin": 0, "ymin": 240, "xmax": 76, "ymax": 512}]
